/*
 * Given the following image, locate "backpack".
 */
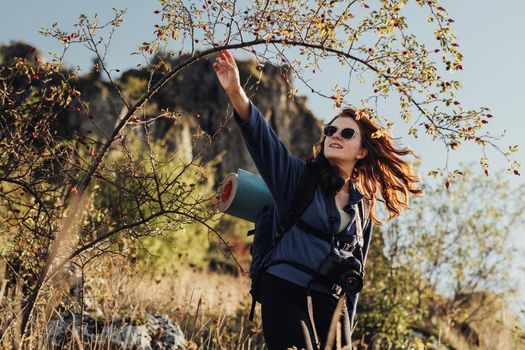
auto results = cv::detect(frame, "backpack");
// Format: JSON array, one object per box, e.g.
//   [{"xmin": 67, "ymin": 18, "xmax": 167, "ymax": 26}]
[{"xmin": 247, "ymin": 162, "xmax": 371, "ymax": 321}]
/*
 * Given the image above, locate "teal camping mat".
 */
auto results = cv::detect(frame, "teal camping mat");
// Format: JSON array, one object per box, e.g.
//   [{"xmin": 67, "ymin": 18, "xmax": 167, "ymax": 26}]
[{"xmin": 218, "ymin": 169, "xmax": 274, "ymax": 222}]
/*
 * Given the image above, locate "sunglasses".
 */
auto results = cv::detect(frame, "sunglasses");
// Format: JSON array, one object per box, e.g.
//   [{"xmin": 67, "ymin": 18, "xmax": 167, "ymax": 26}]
[{"xmin": 323, "ymin": 125, "xmax": 358, "ymax": 139}]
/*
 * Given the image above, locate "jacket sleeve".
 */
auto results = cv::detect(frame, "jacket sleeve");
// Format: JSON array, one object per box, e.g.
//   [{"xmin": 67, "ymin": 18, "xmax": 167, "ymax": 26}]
[
  {"xmin": 233, "ymin": 100, "xmax": 304, "ymax": 211},
  {"xmin": 249, "ymin": 206, "xmax": 274, "ymax": 277}
]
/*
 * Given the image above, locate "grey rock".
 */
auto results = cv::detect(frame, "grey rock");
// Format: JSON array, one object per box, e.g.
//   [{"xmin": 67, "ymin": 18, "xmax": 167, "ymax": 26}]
[
  {"xmin": 47, "ymin": 311, "xmax": 185, "ymax": 349},
  {"xmin": 146, "ymin": 314, "xmax": 186, "ymax": 350}
]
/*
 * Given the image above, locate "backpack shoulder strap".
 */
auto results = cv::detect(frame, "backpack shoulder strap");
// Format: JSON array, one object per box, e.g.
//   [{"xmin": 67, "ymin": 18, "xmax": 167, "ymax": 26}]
[
  {"xmin": 358, "ymin": 197, "xmax": 374, "ymax": 266},
  {"xmin": 355, "ymin": 197, "xmax": 370, "ymax": 247},
  {"xmin": 274, "ymin": 163, "xmax": 319, "ymax": 242},
  {"xmin": 358, "ymin": 197, "xmax": 370, "ymax": 228}
]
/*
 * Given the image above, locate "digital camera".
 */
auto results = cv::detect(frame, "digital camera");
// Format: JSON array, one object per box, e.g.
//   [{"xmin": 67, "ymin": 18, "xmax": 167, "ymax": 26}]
[{"xmin": 318, "ymin": 246, "xmax": 363, "ymax": 294}]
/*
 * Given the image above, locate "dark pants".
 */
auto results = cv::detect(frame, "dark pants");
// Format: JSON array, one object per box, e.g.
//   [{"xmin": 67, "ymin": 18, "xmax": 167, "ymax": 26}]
[{"xmin": 261, "ymin": 272, "xmax": 345, "ymax": 350}]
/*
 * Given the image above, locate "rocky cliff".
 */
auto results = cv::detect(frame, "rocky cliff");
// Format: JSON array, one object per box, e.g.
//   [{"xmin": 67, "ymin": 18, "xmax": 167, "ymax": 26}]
[
  {"xmin": 1, "ymin": 42, "xmax": 323, "ymax": 181},
  {"xmin": 114, "ymin": 53, "xmax": 323, "ymax": 179}
]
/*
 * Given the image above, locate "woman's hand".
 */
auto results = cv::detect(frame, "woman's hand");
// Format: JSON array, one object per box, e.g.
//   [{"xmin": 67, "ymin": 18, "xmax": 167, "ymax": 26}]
[
  {"xmin": 213, "ymin": 49, "xmax": 250, "ymax": 120},
  {"xmin": 213, "ymin": 50, "xmax": 241, "ymax": 96}
]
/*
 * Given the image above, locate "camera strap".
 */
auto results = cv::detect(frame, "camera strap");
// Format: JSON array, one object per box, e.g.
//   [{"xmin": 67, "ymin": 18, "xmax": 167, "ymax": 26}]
[{"xmin": 357, "ymin": 198, "xmax": 371, "ymax": 274}]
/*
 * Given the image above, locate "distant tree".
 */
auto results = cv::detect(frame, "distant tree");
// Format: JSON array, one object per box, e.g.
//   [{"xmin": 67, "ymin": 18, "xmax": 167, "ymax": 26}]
[
  {"xmin": 357, "ymin": 167, "xmax": 525, "ymax": 348},
  {"xmin": 356, "ymin": 225, "xmax": 429, "ymax": 349}
]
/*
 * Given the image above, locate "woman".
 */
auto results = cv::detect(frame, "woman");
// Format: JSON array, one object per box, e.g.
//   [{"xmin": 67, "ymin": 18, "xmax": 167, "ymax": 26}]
[{"xmin": 213, "ymin": 49, "xmax": 422, "ymax": 349}]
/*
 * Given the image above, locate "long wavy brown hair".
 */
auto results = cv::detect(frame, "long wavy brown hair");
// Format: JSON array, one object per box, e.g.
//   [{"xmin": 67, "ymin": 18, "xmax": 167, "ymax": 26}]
[{"xmin": 307, "ymin": 107, "xmax": 423, "ymax": 225}]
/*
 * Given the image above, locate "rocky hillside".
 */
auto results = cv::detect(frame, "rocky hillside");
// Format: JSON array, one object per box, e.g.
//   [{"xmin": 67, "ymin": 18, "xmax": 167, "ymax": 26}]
[
  {"xmin": 1, "ymin": 42, "xmax": 322, "ymax": 180},
  {"xmin": 117, "ymin": 53, "xmax": 323, "ymax": 178}
]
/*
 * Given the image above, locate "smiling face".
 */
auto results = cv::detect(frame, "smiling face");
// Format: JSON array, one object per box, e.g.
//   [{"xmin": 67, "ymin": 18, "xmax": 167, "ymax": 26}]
[{"xmin": 323, "ymin": 116, "xmax": 368, "ymax": 172}]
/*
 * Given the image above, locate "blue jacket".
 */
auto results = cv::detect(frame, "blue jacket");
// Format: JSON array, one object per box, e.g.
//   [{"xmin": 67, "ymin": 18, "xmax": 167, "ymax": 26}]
[{"xmin": 234, "ymin": 100, "xmax": 374, "ymax": 328}]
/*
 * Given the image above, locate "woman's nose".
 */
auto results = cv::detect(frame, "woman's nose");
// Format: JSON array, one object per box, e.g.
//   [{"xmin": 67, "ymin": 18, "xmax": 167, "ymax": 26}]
[{"xmin": 331, "ymin": 132, "xmax": 343, "ymax": 140}]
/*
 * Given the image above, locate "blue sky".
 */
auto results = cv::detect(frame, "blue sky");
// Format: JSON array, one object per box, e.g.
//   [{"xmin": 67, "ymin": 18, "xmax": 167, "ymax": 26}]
[{"xmin": 2, "ymin": 0, "xmax": 524, "ymax": 323}]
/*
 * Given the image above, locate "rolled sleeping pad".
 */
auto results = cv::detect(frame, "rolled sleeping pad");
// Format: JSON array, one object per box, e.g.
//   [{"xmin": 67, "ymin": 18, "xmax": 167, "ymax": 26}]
[{"xmin": 217, "ymin": 168, "xmax": 274, "ymax": 222}]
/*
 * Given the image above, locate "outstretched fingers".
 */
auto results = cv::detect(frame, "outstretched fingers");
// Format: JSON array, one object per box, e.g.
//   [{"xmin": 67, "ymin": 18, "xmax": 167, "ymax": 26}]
[
  {"xmin": 213, "ymin": 56, "xmax": 227, "ymax": 72},
  {"xmin": 214, "ymin": 52, "xmax": 235, "ymax": 74},
  {"xmin": 220, "ymin": 49, "xmax": 237, "ymax": 67}
]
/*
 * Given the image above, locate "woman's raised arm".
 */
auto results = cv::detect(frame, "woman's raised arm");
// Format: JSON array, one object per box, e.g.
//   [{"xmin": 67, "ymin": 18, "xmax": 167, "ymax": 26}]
[
  {"xmin": 212, "ymin": 49, "xmax": 304, "ymax": 211},
  {"xmin": 213, "ymin": 50, "xmax": 250, "ymax": 121}
]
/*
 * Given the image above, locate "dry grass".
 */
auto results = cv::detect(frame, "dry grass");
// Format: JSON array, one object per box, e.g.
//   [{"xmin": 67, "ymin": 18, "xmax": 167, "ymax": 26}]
[
  {"xmin": 59, "ymin": 258, "xmax": 266, "ymax": 349},
  {"xmin": 0, "ymin": 252, "xmax": 268, "ymax": 349},
  {"xmin": 122, "ymin": 266, "xmax": 252, "ymax": 318}
]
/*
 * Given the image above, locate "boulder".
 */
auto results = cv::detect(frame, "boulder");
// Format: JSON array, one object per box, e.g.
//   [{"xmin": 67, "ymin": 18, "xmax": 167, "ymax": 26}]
[{"xmin": 47, "ymin": 311, "xmax": 186, "ymax": 349}]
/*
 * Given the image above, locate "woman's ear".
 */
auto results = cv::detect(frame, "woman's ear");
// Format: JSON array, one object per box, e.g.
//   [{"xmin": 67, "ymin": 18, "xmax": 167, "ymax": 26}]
[{"xmin": 357, "ymin": 147, "xmax": 368, "ymax": 160}]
